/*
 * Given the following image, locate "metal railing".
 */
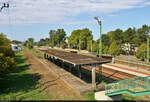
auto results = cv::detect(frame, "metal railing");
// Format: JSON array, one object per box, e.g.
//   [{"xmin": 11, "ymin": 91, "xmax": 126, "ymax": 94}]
[{"xmin": 105, "ymin": 76, "xmax": 150, "ymax": 96}]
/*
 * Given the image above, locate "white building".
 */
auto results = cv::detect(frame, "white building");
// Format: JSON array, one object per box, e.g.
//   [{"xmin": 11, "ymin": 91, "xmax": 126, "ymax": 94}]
[{"xmin": 11, "ymin": 44, "xmax": 22, "ymax": 52}]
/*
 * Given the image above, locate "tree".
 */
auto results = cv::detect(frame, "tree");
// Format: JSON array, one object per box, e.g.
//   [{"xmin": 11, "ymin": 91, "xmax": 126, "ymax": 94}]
[
  {"xmin": 108, "ymin": 29, "xmax": 123, "ymax": 47},
  {"xmin": 101, "ymin": 34, "xmax": 110, "ymax": 46},
  {"xmin": 68, "ymin": 28, "xmax": 93, "ymax": 50},
  {"xmin": 68, "ymin": 29, "xmax": 80, "ymax": 49},
  {"xmin": 49, "ymin": 29, "xmax": 66, "ymax": 47},
  {"xmin": 92, "ymin": 41, "xmax": 99, "ymax": 53},
  {"xmin": 0, "ymin": 53, "xmax": 16, "ymax": 75},
  {"xmin": 28, "ymin": 38, "xmax": 34, "ymax": 45},
  {"xmin": 11, "ymin": 40, "xmax": 22, "ymax": 44},
  {"xmin": 136, "ymin": 43, "xmax": 147, "ymax": 61},
  {"xmin": 45, "ymin": 38, "xmax": 50, "ymax": 46},
  {"xmin": 28, "ymin": 38, "xmax": 34, "ymax": 44},
  {"xmin": 109, "ymin": 40, "xmax": 120, "ymax": 57},
  {"xmin": 0, "ymin": 33, "xmax": 14, "ymax": 57},
  {"xmin": 61, "ymin": 41, "xmax": 67, "ymax": 49},
  {"xmin": 137, "ymin": 25, "xmax": 150, "ymax": 45},
  {"xmin": 104, "ymin": 46, "xmax": 109, "ymax": 54},
  {"xmin": 49, "ymin": 30, "xmax": 56, "ymax": 47},
  {"xmin": 55, "ymin": 29, "xmax": 66, "ymax": 47},
  {"xmin": 0, "ymin": 33, "xmax": 16, "ymax": 75},
  {"xmin": 37, "ymin": 38, "xmax": 46, "ymax": 46},
  {"xmin": 26, "ymin": 38, "xmax": 34, "ymax": 49},
  {"xmin": 120, "ymin": 27, "xmax": 137, "ymax": 55},
  {"xmin": 27, "ymin": 41, "xmax": 33, "ymax": 49}
]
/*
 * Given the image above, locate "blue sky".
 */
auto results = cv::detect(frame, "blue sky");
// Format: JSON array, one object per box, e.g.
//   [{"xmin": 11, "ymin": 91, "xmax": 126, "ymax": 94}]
[{"xmin": 0, "ymin": 0, "xmax": 150, "ymax": 42}]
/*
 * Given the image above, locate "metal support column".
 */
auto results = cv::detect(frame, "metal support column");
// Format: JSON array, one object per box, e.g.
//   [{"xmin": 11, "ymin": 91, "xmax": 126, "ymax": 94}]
[
  {"xmin": 98, "ymin": 65, "xmax": 102, "ymax": 82},
  {"xmin": 78, "ymin": 39, "xmax": 81, "ymax": 52},
  {"xmin": 99, "ymin": 22, "xmax": 102, "ymax": 57},
  {"xmin": 91, "ymin": 40, "xmax": 93, "ymax": 53},
  {"xmin": 146, "ymin": 78, "xmax": 149, "ymax": 89},
  {"xmin": 147, "ymin": 38, "xmax": 149, "ymax": 63},
  {"xmin": 52, "ymin": 57, "xmax": 55, "ymax": 63},
  {"xmin": 69, "ymin": 64, "xmax": 72, "ymax": 72},
  {"xmin": 61, "ymin": 61, "xmax": 64, "ymax": 68},
  {"xmin": 78, "ymin": 65, "xmax": 81, "ymax": 78},
  {"xmin": 44, "ymin": 53, "xmax": 46, "ymax": 59},
  {"xmin": 56, "ymin": 59, "xmax": 59, "ymax": 66},
  {"xmin": 92, "ymin": 64, "xmax": 96, "ymax": 90}
]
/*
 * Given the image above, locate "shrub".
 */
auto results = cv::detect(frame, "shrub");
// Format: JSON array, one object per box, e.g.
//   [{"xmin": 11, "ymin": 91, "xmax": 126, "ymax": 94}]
[
  {"xmin": 104, "ymin": 46, "xmax": 109, "ymax": 54},
  {"xmin": 136, "ymin": 43, "xmax": 147, "ymax": 61},
  {"xmin": 61, "ymin": 42, "xmax": 67, "ymax": 49},
  {"xmin": 0, "ymin": 46, "xmax": 15, "ymax": 57},
  {"xmin": 0, "ymin": 34, "xmax": 15, "ymax": 57},
  {"xmin": 0, "ymin": 33, "xmax": 16, "ymax": 75},
  {"xmin": 109, "ymin": 40, "xmax": 120, "ymax": 57},
  {"xmin": 27, "ymin": 42, "xmax": 33, "ymax": 49},
  {"xmin": 0, "ymin": 53, "xmax": 16, "ymax": 75}
]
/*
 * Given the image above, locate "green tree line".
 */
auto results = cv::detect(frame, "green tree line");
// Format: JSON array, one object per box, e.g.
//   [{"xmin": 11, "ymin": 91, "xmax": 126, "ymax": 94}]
[{"xmin": 27, "ymin": 24, "xmax": 150, "ymax": 61}]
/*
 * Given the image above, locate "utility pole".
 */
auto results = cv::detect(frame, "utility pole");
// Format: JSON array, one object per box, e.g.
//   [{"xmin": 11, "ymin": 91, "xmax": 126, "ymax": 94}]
[
  {"xmin": 94, "ymin": 17, "xmax": 102, "ymax": 57},
  {"xmin": 78, "ymin": 39, "xmax": 80, "ymax": 52},
  {"xmin": 0, "ymin": 3, "xmax": 9, "ymax": 12},
  {"xmin": 52, "ymin": 34, "xmax": 54, "ymax": 48},
  {"xmin": 147, "ymin": 37, "xmax": 149, "ymax": 63},
  {"xmin": 91, "ymin": 40, "xmax": 93, "ymax": 53}
]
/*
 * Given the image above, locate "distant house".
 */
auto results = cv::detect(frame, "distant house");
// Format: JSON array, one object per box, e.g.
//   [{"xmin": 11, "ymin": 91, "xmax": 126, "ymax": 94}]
[
  {"xmin": 121, "ymin": 43, "xmax": 136, "ymax": 55},
  {"xmin": 11, "ymin": 44, "xmax": 22, "ymax": 52}
]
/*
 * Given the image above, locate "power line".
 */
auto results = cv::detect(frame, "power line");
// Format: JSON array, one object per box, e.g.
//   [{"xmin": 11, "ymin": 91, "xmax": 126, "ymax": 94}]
[
  {"xmin": 0, "ymin": 1, "xmax": 12, "ymax": 40},
  {"xmin": 8, "ymin": 1, "xmax": 12, "ymax": 40}
]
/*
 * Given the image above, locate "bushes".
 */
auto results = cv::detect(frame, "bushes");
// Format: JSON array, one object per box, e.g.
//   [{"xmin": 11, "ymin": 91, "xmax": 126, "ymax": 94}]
[
  {"xmin": 109, "ymin": 40, "xmax": 120, "ymax": 57},
  {"xmin": 27, "ymin": 42, "xmax": 33, "ymax": 49},
  {"xmin": 0, "ymin": 53, "xmax": 16, "ymax": 75},
  {"xmin": 0, "ymin": 33, "xmax": 16, "ymax": 75},
  {"xmin": 0, "ymin": 34, "xmax": 15, "ymax": 57},
  {"xmin": 61, "ymin": 42, "xmax": 67, "ymax": 49},
  {"xmin": 0, "ymin": 46, "xmax": 15, "ymax": 57},
  {"xmin": 136, "ymin": 43, "xmax": 147, "ymax": 61}
]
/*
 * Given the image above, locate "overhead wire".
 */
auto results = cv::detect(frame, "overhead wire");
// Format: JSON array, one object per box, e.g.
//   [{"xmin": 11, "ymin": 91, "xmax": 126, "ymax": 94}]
[
  {"xmin": 0, "ymin": 0, "xmax": 12, "ymax": 40},
  {"xmin": 7, "ymin": 0, "xmax": 13, "ymax": 40}
]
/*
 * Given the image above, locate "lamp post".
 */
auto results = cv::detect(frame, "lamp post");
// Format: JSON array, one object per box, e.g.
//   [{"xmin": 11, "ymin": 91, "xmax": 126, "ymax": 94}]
[
  {"xmin": 91, "ymin": 40, "xmax": 93, "ymax": 53},
  {"xmin": 94, "ymin": 17, "xmax": 102, "ymax": 57},
  {"xmin": 78, "ymin": 39, "xmax": 81, "ymax": 52},
  {"xmin": 147, "ymin": 37, "xmax": 149, "ymax": 63},
  {"xmin": 52, "ymin": 34, "xmax": 54, "ymax": 48}
]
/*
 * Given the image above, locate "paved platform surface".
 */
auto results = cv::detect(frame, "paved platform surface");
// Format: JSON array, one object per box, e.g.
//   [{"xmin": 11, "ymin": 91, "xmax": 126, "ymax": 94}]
[
  {"xmin": 103, "ymin": 63, "xmax": 150, "ymax": 77},
  {"xmin": 113, "ymin": 63, "xmax": 150, "ymax": 74},
  {"xmin": 39, "ymin": 58, "xmax": 93, "ymax": 95},
  {"xmin": 95, "ymin": 91, "xmax": 112, "ymax": 100}
]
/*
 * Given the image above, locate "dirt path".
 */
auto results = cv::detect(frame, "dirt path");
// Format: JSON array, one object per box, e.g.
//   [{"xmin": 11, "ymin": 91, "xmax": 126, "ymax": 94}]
[{"xmin": 23, "ymin": 49, "xmax": 89, "ymax": 100}]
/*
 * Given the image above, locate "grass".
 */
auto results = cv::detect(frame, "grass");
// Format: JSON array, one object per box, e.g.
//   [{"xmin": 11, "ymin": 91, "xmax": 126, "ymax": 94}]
[
  {"xmin": 87, "ymin": 92, "xmax": 95, "ymax": 100},
  {"xmin": 28, "ymin": 49, "xmax": 44, "ymax": 58},
  {"xmin": 28, "ymin": 48, "xmax": 96, "ymax": 100},
  {"xmin": 122, "ymin": 93, "xmax": 147, "ymax": 101},
  {"xmin": 0, "ymin": 51, "xmax": 49, "ymax": 100}
]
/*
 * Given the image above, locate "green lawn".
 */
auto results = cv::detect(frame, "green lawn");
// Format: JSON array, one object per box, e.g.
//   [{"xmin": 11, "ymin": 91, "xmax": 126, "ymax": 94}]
[
  {"xmin": 122, "ymin": 93, "xmax": 148, "ymax": 101},
  {"xmin": 28, "ymin": 49, "xmax": 44, "ymax": 58},
  {"xmin": 0, "ymin": 51, "xmax": 49, "ymax": 100}
]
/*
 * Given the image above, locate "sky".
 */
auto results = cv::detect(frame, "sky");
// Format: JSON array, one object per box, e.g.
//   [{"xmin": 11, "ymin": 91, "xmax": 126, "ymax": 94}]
[{"xmin": 0, "ymin": 0, "xmax": 150, "ymax": 42}]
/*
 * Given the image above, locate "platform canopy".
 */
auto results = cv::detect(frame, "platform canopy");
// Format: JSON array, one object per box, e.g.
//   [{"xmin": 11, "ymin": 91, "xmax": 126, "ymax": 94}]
[{"xmin": 40, "ymin": 49, "xmax": 111, "ymax": 66}]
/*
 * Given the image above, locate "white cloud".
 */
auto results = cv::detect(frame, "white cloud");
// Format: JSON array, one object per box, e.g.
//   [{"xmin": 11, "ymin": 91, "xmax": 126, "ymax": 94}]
[{"xmin": 0, "ymin": 0, "xmax": 148, "ymax": 25}]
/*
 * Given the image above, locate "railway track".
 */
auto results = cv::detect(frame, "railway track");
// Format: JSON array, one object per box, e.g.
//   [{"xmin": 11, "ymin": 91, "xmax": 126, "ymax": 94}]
[
  {"xmin": 82, "ymin": 66, "xmax": 135, "ymax": 80},
  {"xmin": 37, "ymin": 48, "xmax": 141, "ymax": 81}
]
